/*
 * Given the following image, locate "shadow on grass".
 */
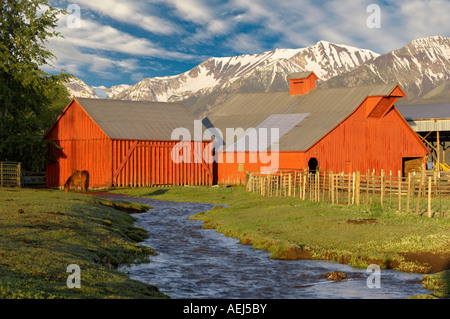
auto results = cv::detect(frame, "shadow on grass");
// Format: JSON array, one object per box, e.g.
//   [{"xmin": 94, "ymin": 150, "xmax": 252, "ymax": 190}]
[{"xmin": 141, "ymin": 189, "xmax": 169, "ymax": 197}]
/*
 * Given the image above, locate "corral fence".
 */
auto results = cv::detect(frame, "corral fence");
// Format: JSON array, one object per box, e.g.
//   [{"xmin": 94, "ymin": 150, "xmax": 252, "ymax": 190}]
[
  {"xmin": 246, "ymin": 168, "xmax": 450, "ymax": 218},
  {"xmin": 22, "ymin": 171, "xmax": 47, "ymax": 188},
  {"xmin": 0, "ymin": 162, "xmax": 46, "ymax": 188},
  {"xmin": 0, "ymin": 162, "xmax": 21, "ymax": 187}
]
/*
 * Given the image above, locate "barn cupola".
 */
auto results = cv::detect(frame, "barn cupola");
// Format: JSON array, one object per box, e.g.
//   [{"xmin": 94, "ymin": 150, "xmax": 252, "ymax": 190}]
[{"xmin": 287, "ymin": 71, "xmax": 319, "ymax": 95}]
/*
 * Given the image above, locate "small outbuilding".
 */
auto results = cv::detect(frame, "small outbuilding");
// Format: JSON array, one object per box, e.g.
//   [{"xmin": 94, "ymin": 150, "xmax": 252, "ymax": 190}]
[
  {"xmin": 45, "ymin": 98, "xmax": 213, "ymax": 188},
  {"xmin": 204, "ymin": 72, "xmax": 429, "ymax": 185}
]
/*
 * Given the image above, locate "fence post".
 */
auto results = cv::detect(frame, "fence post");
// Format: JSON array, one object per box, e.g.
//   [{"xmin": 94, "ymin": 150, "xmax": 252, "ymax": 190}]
[
  {"xmin": 288, "ymin": 173, "xmax": 292, "ymax": 197},
  {"xmin": 330, "ymin": 171, "xmax": 334, "ymax": 204},
  {"xmin": 427, "ymin": 176, "xmax": 432, "ymax": 218},
  {"xmin": 316, "ymin": 172, "xmax": 320, "ymax": 202},
  {"xmin": 352, "ymin": 172, "xmax": 356, "ymax": 205},
  {"xmin": 380, "ymin": 170, "xmax": 385, "ymax": 207},
  {"xmin": 415, "ymin": 170, "xmax": 425, "ymax": 216},
  {"xmin": 366, "ymin": 169, "xmax": 370, "ymax": 204},
  {"xmin": 406, "ymin": 173, "xmax": 411, "ymax": 212},
  {"xmin": 276, "ymin": 174, "xmax": 280, "ymax": 196},
  {"xmin": 293, "ymin": 172, "xmax": 296, "ymax": 197},
  {"xmin": 438, "ymin": 172, "xmax": 442, "ymax": 217},
  {"xmin": 298, "ymin": 172, "xmax": 302, "ymax": 199},
  {"xmin": 302, "ymin": 173, "xmax": 306, "ymax": 201},
  {"xmin": 355, "ymin": 171, "xmax": 360, "ymax": 206},
  {"xmin": 398, "ymin": 171, "xmax": 402, "ymax": 212},
  {"xmin": 322, "ymin": 171, "xmax": 326, "ymax": 202},
  {"xmin": 17, "ymin": 162, "xmax": 21, "ymax": 188},
  {"xmin": 347, "ymin": 172, "xmax": 351, "ymax": 205},
  {"xmin": 372, "ymin": 170, "xmax": 376, "ymax": 202},
  {"xmin": 389, "ymin": 170, "xmax": 392, "ymax": 208}
]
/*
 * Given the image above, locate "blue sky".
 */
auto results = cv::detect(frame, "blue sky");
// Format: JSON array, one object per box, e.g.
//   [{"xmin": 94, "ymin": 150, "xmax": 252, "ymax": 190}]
[{"xmin": 44, "ymin": 0, "xmax": 450, "ymax": 88}]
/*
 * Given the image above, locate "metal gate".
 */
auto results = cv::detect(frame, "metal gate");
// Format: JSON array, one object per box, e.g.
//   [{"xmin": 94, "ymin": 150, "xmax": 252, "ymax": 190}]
[{"xmin": 0, "ymin": 162, "xmax": 21, "ymax": 187}]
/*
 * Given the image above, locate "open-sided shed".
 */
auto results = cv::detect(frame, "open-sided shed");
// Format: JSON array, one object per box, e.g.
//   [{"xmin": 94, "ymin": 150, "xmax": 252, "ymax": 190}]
[
  {"xmin": 45, "ymin": 98, "xmax": 213, "ymax": 188},
  {"xmin": 397, "ymin": 103, "xmax": 450, "ymax": 171}
]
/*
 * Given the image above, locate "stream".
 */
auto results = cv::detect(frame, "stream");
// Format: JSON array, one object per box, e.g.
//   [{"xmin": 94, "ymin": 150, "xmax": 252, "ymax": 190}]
[{"xmin": 102, "ymin": 195, "xmax": 430, "ymax": 299}]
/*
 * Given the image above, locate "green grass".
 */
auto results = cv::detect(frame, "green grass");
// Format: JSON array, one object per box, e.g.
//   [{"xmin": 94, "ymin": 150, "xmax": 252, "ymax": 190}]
[
  {"xmin": 419, "ymin": 270, "xmax": 450, "ymax": 298},
  {"xmin": 2, "ymin": 186, "xmax": 448, "ymax": 298},
  {"xmin": 0, "ymin": 188, "xmax": 167, "ymax": 299},
  {"xmin": 111, "ymin": 186, "xmax": 450, "ymax": 297}
]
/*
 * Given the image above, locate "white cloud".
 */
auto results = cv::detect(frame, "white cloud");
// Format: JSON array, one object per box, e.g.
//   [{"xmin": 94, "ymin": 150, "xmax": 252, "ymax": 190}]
[
  {"xmin": 226, "ymin": 0, "xmax": 449, "ymax": 53},
  {"xmin": 45, "ymin": 10, "xmax": 199, "ymax": 82},
  {"xmin": 225, "ymin": 33, "xmax": 266, "ymax": 54},
  {"xmin": 70, "ymin": 0, "xmax": 178, "ymax": 35},
  {"xmin": 55, "ymin": 17, "xmax": 194, "ymax": 60}
]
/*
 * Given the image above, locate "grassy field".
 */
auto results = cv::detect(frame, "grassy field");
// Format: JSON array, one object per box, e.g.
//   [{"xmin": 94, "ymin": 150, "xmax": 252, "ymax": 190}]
[
  {"xmin": 1, "ymin": 186, "xmax": 448, "ymax": 299},
  {"xmin": 0, "ymin": 188, "xmax": 168, "ymax": 299},
  {"xmin": 112, "ymin": 185, "xmax": 450, "ymax": 298}
]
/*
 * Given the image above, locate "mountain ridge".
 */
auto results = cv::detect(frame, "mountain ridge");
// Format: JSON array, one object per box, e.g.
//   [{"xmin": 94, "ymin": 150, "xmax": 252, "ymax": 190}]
[{"xmin": 63, "ymin": 36, "xmax": 449, "ymax": 117}]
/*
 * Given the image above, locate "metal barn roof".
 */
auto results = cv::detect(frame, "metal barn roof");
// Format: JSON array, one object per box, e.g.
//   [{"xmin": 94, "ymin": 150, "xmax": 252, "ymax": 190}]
[
  {"xmin": 287, "ymin": 71, "xmax": 317, "ymax": 79},
  {"xmin": 205, "ymin": 83, "xmax": 400, "ymax": 152},
  {"xmin": 76, "ymin": 98, "xmax": 202, "ymax": 141},
  {"xmin": 396, "ymin": 103, "xmax": 450, "ymax": 120},
  {"xmin": 224, "ymin": 113, "xmax": 310, "ymax": 152},
  {"xmin": 396, "ymin": 103, "xmax": 450, "ymax": 132}
]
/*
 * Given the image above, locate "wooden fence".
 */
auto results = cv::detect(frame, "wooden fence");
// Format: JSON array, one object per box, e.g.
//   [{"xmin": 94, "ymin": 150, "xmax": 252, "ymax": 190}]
[
  {"xmin": 0, "ymin": 162, "xmax": 21, "ymax": 187},
  {"xmin": 246, "ymin": 169, "xmax": 450, "ymax": 218},
  {"xmin": 0, "ymin": 162, "xmax": 47, "ymax": 188},
  {"xmin": 22, "ymin": 171, "xmax": 47, "ymax": 188}
]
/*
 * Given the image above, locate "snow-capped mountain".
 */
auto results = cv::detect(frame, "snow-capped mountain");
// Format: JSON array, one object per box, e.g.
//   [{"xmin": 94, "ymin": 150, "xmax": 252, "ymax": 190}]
[
  {"xmin": 64, "ymin": 77, "xmax": 129, "ymax": 99},
  {"xmin": 64, "ymin": 77, "xmax": 99, "ymax": 98},
  {"xmin": 63, "ymin": 36, "xmax": 449, "ymax": 116},
  {"xmin": 322, "ymin": 36, "xmax": 450, "ymax": 99},
  {"xmin": 113, "ymin": 41, "xmax": 379, "ymax": 105}
]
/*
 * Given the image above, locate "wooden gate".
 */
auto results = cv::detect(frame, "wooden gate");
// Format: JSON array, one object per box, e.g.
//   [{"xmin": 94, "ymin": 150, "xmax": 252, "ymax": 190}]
[
  {"xmin": 0, "ymin": 162, "xmax": 21, "ymax": 187},
  {"xmin": 112, "ymin": 140, "xmax": 213, "ymax": 187}
]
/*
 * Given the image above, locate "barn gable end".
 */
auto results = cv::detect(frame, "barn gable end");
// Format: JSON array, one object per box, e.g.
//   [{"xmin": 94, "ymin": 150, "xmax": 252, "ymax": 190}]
[
  {"xmin": 305, "ymin": 89, "xmax": 429, "ymax": 175},
  {"xmin": 45, "ymin": 98, "xmax": 112, "ymax": 188}
]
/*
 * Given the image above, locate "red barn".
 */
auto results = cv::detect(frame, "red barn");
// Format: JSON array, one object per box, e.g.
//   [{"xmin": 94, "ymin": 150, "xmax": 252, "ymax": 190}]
[
  {"xmin": 204, "ymin": 72, "xmax": 429, "ymax": 185},
  {"xmin": 45, "ymin": 98, "xmax": 213, "ymax": 188}
]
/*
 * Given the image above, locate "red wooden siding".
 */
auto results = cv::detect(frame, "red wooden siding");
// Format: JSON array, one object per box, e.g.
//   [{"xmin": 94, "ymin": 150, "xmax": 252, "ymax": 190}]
[
  {"xmin": 304, "ymin": 97, "xmax": 428, "ymax": 175},
  {"xmin": 289, "ymin": 73, "xmax": 319, "ymax": 95},
  {"xmin": 215, "ymin": 97, "xmax": 428, "ymax": 185},
  {"xmin": 112, "ymin": 140, "xmax": 213, "ymax": 187},
  {"xmin": 46, "ymin": 99, "xmax": 214, "ymax": 188},
  {"xmin": 46, "ymin": 100, "xmax": 112, "ymax": 188},
  {"xmin": 216, "ymin": 152, "xmax": 304, "ymax": 185}
]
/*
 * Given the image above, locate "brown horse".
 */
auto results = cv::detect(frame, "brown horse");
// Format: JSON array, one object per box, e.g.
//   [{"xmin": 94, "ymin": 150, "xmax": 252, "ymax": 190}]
[{"xmin": 64, "ymin": 170, "xmax": 90, "ymax": 193}]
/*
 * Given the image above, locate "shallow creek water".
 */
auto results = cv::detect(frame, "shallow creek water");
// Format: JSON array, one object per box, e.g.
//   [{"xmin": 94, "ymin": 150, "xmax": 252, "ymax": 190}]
[{"xmin": 101, "ymin": 195, "xmax": 430, "ymax": 299}]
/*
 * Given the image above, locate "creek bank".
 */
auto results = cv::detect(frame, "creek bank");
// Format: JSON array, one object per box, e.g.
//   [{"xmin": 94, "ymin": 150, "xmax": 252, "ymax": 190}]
[{"xmin": 105, "ymin": 195, "xmax": 432, "ymax": 299}]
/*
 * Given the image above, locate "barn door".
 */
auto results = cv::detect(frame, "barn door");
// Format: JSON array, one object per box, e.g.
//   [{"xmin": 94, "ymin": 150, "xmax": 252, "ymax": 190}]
[{"xmin": 402, "ymin": 157, "xmax": 423, "ymax": 176}]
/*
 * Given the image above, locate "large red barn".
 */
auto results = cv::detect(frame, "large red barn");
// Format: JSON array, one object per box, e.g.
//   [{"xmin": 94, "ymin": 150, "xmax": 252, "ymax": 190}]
[
  {"xmin": 204, "ymin": 72, "xmax": 429, "ymax": 185},
  {"xmin": 45, "ymin": 98, "xmax": 213, "ymax": 188}
]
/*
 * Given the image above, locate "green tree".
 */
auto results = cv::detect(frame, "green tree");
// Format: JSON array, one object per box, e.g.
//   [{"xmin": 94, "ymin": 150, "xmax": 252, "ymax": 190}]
[{"xmin": 0, "ymin": 0, "xmax": 71, "ymax": 171}]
